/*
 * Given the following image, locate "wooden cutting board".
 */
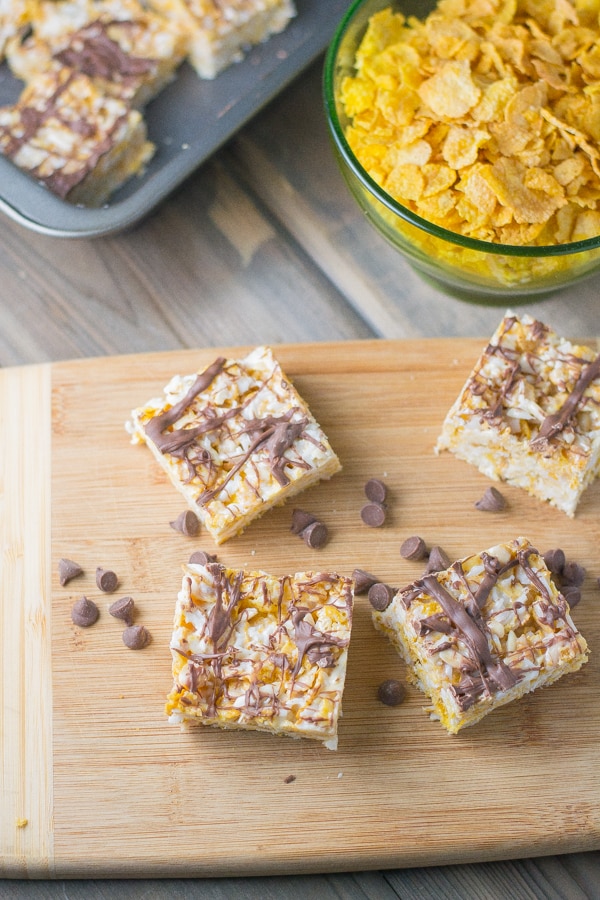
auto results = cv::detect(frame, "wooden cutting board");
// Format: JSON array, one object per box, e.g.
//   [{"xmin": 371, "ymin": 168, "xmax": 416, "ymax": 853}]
[{"xmin": 2, "ymin": 339, "xmax": 599, "ymax": 879}]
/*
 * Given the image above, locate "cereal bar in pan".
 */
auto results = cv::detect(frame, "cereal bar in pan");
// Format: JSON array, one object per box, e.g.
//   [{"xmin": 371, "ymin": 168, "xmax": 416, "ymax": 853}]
[
  {"xmin": 0, "ymin": 66, "xmax": 154, "ymax": 206},
  {"xmin": 372, "ymin": 537, "xmax": 588, "ymax": 734},
  {"xmin": 8, "ymin": 0, "xmax": 188, "ymax": 108},
  {"xmin": 145, "ymin": 0, "xmax": 296, "ymax": 79},
  {"xmin": 166, "ymin": 563, "xmax": 354, "ymax": 749},
  {"xmin": 436, "ymin": 312, "xmax": 600, "ymax": 516},
  {"xmin": 127, "ymin": 346, "xmax": 341, "ymax": 544}
]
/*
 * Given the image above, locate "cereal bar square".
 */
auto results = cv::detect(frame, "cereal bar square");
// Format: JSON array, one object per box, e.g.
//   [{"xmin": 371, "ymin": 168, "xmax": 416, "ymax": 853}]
[
  {"xmin": 145, "ymin": 0, "xmax": 295, "ymax": 79},
  {"xmin": 0, "ymin": 66, "xmax": 154, "ymax": 206},
  {"xmin": 166, "ymin": 562, "xmax": 354, "ymax": 748},
  {"xmin": 127, "ymin": 346, "xmax": 341, "ymax": 544},
  {"xmin": 8, "ymin": 0, "xmax": 188, "ymax": 108},
  {"xmin": 436, "ymin": 312, "xmax": 600, "ymax": 516},
  {"xmin": 372, "ymin": 537, "xmax": 588, "ymax": 734}
]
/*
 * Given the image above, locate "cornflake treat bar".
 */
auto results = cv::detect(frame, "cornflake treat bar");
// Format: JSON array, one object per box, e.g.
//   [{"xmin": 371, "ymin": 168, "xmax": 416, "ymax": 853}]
[
  {"xmin": 9, "ymin": 0, "xmax": 188, "ymax": 108},
  {"xmin": 373, "ymin": 537, "xmax": 588, "ymax": 734},
  {"xmin": 0, "ymin": 0, "xmax": 29, "ymax": 61},
  {"xmin": 166, "ymin": 562, "xmax": 354, "ymax": 749},
  {"xmin": 0, "ymin": 66, "xmax": 154, "ymax": 205},
  {"xmin": 145, "ymin": 0, "xmax": 295, "ymax": 79},
  {"xmin": 127, "ymin": 346, "xmax": 341, "ymax": 544},
  {"xmin": 436, "ymin": 312, "xmax": 600, "ymax": 517}
]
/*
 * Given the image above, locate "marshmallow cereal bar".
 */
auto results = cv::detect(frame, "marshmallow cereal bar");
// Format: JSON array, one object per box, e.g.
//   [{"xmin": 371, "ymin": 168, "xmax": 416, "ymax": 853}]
[
  {"xmin": 166, "ymin": 562, "xmax": 354, "ymax": 749},
  {"xmin": 145, "ymin": 0, "xmax": 295, "ymax": 79},
  {"xmin": 8, "ymin": 0, "xmax": 188, "ymax": 108},
  {"xmin": 127, "ymin": 346, "xmax": 341, "ymax": 544},
  {"xmin": 0, "ymin": 0, "xmax": 29, "ymax": 61},
  {"xmin": 436, "ymin": 312, "xmax": 600, "ymax": 516},
  {"xmin": 0, "ymin": 66, "xmax": 154, "ymax": 205},
  {"xmin": 372, "ymin": 537, "xmax": 588, "ymax": 734}
]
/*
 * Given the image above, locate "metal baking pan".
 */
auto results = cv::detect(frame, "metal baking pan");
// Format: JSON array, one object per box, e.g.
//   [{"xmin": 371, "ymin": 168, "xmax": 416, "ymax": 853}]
[{"xmin": 0, "ymin": 0, "xmax": 351, "ymax": 238}]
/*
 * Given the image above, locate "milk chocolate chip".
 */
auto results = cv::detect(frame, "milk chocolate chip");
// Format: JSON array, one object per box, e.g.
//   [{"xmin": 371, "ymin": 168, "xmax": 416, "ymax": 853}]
[
  {"xmin": 424, "ymin": 546, "xmax": 450, "ymax": 574},
  {"xmin": 352, "ymin": 568, "xmax": 380, "ymax": 594},
  {"xmin": 361, "ymin": 502, "xmax": 386, "ymax": 528},
  {"xmin": 364, "ymin": 478, "xmax": 387, "ymax": 504},
  {"xmin": 290, "ymin": 509, "xmax": 318, "ymax": 535},
  {"xmin": 543, "ymin": 548, "xmax": 566, "ymax": 575},
  {"xmin": 377, "ymin": 678, "xmax": 406, "ymax": 707},
  {"xmin": 474, "ymin": 486, "xmax": 506, "ymax": 511},
  {"xmin": 109, "ymin": 596, "xmax": 135, "ymax": 626},
  {"xmin": 368, "ymin": 582, "xmax": 394, "ymax": 611},
  {"xmin": 301, "ymin": 521, "xmax": 328, "ymax": 549},
  {"xmin": 122, "ymin": 624, "xmax": 150, "ymax": 650},
  {"xmin": 96, "ymin": 567, "xmax": 119, "ymax": 593},
  {"xmin": 58, "ymin": 558, "xmax": 83, "ymax": 586},
  {"xmin": 170, "ymin": 510, "xmax": 200, "ymax": 537},
  {"xmin": 71, "ymin": 596, "xmax": 99, "ymax": 627},
  {"xmin": 189, "ymin": 550, "xmax": 217, "ymax": 565},
  {"xmin": 400, "ymin": 536, "xmax": 427, "ymax": 561}
]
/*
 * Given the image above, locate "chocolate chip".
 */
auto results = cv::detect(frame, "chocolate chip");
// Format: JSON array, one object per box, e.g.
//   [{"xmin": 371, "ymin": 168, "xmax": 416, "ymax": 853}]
[
  {"xmin": 360, "ymin": 502, "xmax": 386, "ymax": 528},
  {"xmin": 368, "ymin": 582, "xmax": 394, "ymax": 611},
  {"xmin": 71, "ymin": 596, "xmax": 99, "ymax": 627},
  {"xmin": 377, "ymin": 678, "xmax": 406, "ymax": 707},
  {"xmin": 189, "ymin": 550, "xmax": 217, "ymax": 565},
  {"xmin": 96, "ymin": 567, "xmax": 119, "ymax": 593},
  {"xmin": 400, "ymin": 536, "xmax": 427, "ymax": 561},
  {"xmin": 543, "ymin": 548, "xmax": 566, "ymax": 575},
  {"xmin": 301, "ymin": 521, "xmax": 328, "ymax": 549},
  {"xmin": 58, "ymin": 558, "xmax": 83, "ymax": 587},
  {"xmin": 364, "ymin": 478, "xmax": 387, "ymax": 504},
  {"xmin": 424, "ymin": 546, "xmax": 451, "ymax": 574},
  {"xmin": 562, "ymin": 586, "xmax": 581, "ymax": 608},
  {"xmin": 170, "ymin": 510, "xmax": 200, "ymax": 537},
  {"xmin": 562, "ymin": 561, "xmax": 586, "ymax": 587},
  {"xmin": 108, "ymin": 596, "xmax": 135, "ymax": 626},
  {"xmin": 352, "ymin": 568, "xmax": 380, "ymax": 594},
  {"xmin": 283, "ymin": 775, "xmax": 296, "ymax": 784},
  {"xmin": 290, "ymin": 509, "xmax": 318, "ymax": 535},
  {"xmin": 474, "ymin": 486, "xmax": 506, "ymax": 511},
  {"xmin": 122, "ymin": 624, "xmax": 150, "ymax": 650}
]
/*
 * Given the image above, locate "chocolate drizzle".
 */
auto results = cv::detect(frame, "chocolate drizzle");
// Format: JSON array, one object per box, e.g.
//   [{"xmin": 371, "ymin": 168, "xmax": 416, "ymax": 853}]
[
  {"xmin": 530, "ymin": 352, "xmax": 600, "ymax": 449},
  {"xmin": 55, "ymin": 21, "xmax": 157, "ymax": 84}
]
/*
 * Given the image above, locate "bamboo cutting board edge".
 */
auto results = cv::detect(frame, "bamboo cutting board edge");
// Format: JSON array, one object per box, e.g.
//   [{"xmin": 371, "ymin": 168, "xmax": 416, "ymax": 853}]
[{"xmin": 1, "ymin": 339, "xmax": 599, "ymax": 879}]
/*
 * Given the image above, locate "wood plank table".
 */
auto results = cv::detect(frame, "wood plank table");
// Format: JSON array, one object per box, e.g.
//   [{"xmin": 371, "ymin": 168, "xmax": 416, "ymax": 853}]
[{"xmin": 1, "ymin": 50, "xmax": 599, "ymax": 900}]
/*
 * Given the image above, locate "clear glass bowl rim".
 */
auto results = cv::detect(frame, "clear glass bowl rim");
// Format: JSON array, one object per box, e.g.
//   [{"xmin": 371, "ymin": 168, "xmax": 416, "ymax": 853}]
[{"xmin": 323, "ymin": 0, "xmax": 600, "ymax": 259}]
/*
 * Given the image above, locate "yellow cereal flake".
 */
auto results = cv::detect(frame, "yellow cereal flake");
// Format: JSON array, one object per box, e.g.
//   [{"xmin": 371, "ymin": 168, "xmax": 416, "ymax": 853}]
[{"xmin": 340, "ymin": 0, "xmax": 600, "ymax": 248}]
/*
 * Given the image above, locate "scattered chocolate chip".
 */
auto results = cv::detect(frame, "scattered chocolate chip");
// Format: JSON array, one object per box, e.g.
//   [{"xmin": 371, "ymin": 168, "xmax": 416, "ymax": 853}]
[
  {"xmin": 562, "ymin": 561, "xmax": 586, "ymax": 587},
  {"xmin": 290, "ymin": 509, "xmax": 318, "ymax": 535},
  {"xmin": 368, "ymin": 582, "xmax": 394, "ymax": 611},
  {"xmin": 562, "ymin": 586, "xmax": 581, "ymax": 608},
  {"xmin": 58, "ymin": 558, "xmax": 83, "ymax": 587},
  {"xmin": 122, "ymin": 624, "xmax": 150, "ymax": 650},
  {"xmin": 543, "ymin": 548, "xmax": 566, "ymax": 575},
  {"xmin": 377, "ymin": 678, "xmax": 406, "ymax": 707},
  {"xmin": 96, "ymin": 567, "xmax": 119, "ymax": 593},
  {"xmin": 108, "ymin": 596, "xmax": 135, "ymax": 627},
  {"xmin": 71, "ymin": 596, "xmax": 99, "ymax": 627},
  {"xmin": 301, "ymin": 520, "xmax": 328, "ymax": 549},
  {"xmin": 474, "ymin": 486, "xmax": 506, "ymax": 511},
  {"xmin": 360, "ymin": 502, "xmax": 386, "ymax": 528},
  {"xmin": 424, "ymin": 546, "xmax": 450, "ymax": 574},
  {"xmin": 364, "ymin": 478, "xmax": 387, "ymax": 504},
  {"xmin": 400, "ymin": 536, "xmax": 427, "ymax": 561},
  {"xmin": 170, "ymin": 510, "xmax": 200, "ymax": 537},
  {"xmin": 283, "ymin": 774, "xmax": 296, "ymax": 784},
  {"xmin": 188, "ymin": 550, "xmax": 217, "ymax": 565},
  {"xmin": 352, "ymin": 568, "xmax": 380, "ymax": 594}
]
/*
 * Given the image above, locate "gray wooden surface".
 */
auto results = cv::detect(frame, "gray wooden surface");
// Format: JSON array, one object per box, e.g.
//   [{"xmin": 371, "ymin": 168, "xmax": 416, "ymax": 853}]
[{"xmin": 1, "ymin": 57, "xmax": 599, "ymax": 899}]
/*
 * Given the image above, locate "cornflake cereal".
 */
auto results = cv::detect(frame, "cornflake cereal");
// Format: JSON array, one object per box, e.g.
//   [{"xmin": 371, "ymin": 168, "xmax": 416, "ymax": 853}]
[
  {"xmin": 145, "ymin": 0, "xmax": 296, "ymax": 79},
  {"xmin": 127, "ymin": 346, "xmax": 341, "ymax": 544},
  {"xmin": 166, "ymin": 562, "xmax": 354, "ymax": 749},
  {"xmin": 372, "ymin": 537, "xmax": 588, "ymax": 734},
  {"xmin": 340, "ymin": 0, "xmax": 600, "ymax": 246},
  {"xmin": 436, "ymin": 311, "xmax": 600, "ymax": 516}
]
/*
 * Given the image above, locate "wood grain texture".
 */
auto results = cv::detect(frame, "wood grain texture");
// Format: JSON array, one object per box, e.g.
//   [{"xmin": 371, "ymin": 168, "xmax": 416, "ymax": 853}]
[
  {"xmin": 0, "ymin": 365, "xmax": 54, "ymax": 878},
  {"xmin": 1, "ymin": 340, "xmax": 599, "ymax": 879}
]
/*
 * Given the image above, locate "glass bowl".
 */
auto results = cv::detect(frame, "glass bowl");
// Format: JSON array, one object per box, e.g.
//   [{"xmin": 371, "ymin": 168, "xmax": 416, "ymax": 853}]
[{"xmin": 323, "ymin": 0, "xmax": 600, "ymax": 304}]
